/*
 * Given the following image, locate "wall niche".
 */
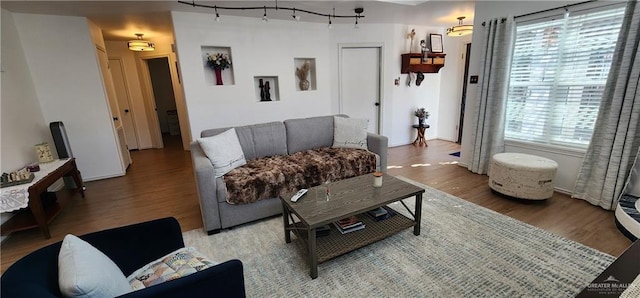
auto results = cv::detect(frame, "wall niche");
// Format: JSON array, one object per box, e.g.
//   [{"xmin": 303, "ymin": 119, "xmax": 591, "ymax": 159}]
[
  {"xmin": 201, "ymin": 46, "xmax": 235, "ymax": 86},
  {"xmin": 294, "ymin": 58, "xmax": 317, "ymax": 91},
  {"xmin": 254, "ymin": 76, "xmax": 280, "ymax": 102}
]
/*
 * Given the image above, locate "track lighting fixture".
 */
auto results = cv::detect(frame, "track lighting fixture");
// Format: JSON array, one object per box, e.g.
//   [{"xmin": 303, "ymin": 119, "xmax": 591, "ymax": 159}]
[
  {"xmin": 180, "ymin": 1, "xmax": 365, "ymax": 23},
  {"xmin": 292, "ymin": 8, "xmax": 300, "ymax": 21},
  {"xmin": 328, "ymin": 16, "xmax": 332, "ymax": 29},
  {"xmin": 262, "ymin": 6, "xmax": 268, "ymax": 22},
  {"xmin": 354, "ymin": 7, "xmax": 363, "ymax": 29}
]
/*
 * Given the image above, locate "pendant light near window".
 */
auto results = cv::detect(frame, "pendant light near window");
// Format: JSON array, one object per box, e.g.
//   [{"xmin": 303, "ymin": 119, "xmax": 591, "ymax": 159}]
[
  {"xmin": 128, "ymin": 33, "xmax": 155, "ymax": 51},
  {"xmin": 446, "ymin": 16, "xmax": 473, "ymax": 37}
]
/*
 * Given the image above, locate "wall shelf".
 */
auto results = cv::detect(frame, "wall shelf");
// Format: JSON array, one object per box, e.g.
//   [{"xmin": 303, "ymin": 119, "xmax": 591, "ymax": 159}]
[{"xmin": 401, "ymin": 53, "xmax": 446, "ymax": 74}]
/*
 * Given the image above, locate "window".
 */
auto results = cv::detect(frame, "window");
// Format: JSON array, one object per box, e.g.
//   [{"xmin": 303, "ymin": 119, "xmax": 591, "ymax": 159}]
[{"xmin": 505, "ymin": 5, "xmax": 625, "ymax": 148}]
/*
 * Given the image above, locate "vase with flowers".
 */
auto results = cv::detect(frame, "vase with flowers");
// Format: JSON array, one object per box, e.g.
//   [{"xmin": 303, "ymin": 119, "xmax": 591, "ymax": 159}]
[
  {"xmin": 206, "ymin": 53, "xmax": 232, "ymax": 85},
  {"xmin": 414, "ymin": 108, "xmax": 430, "ymax": 127},
  {"xmin": 296, "ymin": 60, "xmax": 312, "ymax": 91}
]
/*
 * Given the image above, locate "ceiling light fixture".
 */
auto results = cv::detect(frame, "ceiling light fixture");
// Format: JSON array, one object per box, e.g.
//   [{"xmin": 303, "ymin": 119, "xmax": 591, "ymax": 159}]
[
  {"xmin": 446, "ymin": 16, "xmax": 473, "ymax": 37},
  {"xmin": 214, "ymin": 6, "xmax": 220, "ymax": 22},
  {"xmin": 292, "ymin": 8, "xmax": 300, "ymax": 21},
  {"xmin": 128, "ymin": 33, "xmax": 155, "ymax": 51},
  {"xmin": 262, "ymin": 6, "xmax": 268, "ymax": 22},
  {"xmin": 354, "ymin": 7, "xmax": 363, "ymax": 29},
  {"xmin": 180, "ymin": 0, "xmax": 365, "ymax": 22},
  {"xmin": 328, "ymin": 16, "xmax": 332, "ymax": 29}
]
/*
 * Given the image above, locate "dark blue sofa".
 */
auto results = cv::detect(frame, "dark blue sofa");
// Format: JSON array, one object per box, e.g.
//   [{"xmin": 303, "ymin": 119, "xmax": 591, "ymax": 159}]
[{"xmin": 1, "ymin": 217, "xmax": 246, "ymax": 297}]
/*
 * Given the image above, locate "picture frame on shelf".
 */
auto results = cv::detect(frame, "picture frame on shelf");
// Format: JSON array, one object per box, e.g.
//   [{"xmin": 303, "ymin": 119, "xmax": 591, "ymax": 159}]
[{"xmin": 429, "ymin": 34, "xmax": 443, "ymax": 53}]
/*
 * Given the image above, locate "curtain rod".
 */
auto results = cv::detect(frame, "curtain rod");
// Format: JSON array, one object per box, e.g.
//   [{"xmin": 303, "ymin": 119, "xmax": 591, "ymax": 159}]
[{"xmin": 514, "ymin": 0, "xmax": 597, "ymax": 19}]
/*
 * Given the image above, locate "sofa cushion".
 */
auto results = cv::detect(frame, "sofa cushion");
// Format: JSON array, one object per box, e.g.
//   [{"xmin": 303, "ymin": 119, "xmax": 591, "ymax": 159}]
[
  {"xmin": 284, "ymin": 115, "xmax": 344, "ymax": 154},
  {"xmin": 223, "ymin": 147, "xmax": 376, "ymax": 204},
  {"xmin": 333, "ymin": 116, "xmax": 368, "ymax": 150},
  {"xmin": 127, "ymin": 247, "xmax": 217, "ymax": 291},
  {"xmin": 198, "ymin": 128, "xmax": 247, "ymax": 178},
  {"xmin": 201, "ymin": 122, "xmax": 287, "ymax": 160},
  {"xmin": 58, "ymin": 234, "xmax": 132, "ymax": 298}
]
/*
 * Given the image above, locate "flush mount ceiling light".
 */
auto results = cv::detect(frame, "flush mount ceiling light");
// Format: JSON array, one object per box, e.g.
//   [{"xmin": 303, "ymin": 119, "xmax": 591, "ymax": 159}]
[
  {"xmin": 128, "ymin": 33, "xmax": 155, "ymax": 51},
  {"xmin": 446, "ymin": 16, "xmax": 473, "ymax": 37}
]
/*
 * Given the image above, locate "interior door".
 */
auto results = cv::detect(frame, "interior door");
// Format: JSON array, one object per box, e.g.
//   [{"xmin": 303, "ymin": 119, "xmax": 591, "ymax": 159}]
[
  {"xmin": 340, "ymin": 46, "xmax": 381, "ymax": 133},
  {"xmin": 96, "ymin": 47, "xmax": 129, "ymax": 170},
  {"xmin": 109, "ymin": 58, "xmax": 139, "ymax": 150}
]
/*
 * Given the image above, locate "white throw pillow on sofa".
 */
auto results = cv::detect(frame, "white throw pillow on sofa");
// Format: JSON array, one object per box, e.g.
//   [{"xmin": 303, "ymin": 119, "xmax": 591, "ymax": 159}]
[
  {"xmin": 333, "ymin": 116, "xmax": 369, "ymax": 150},
  {"xmin": 198, "ymin": 128, "xmax": 247, "ymax": 178},
  {"xmin": 58, "ymin": 234, "xmax": 132, "ymax": 298}
]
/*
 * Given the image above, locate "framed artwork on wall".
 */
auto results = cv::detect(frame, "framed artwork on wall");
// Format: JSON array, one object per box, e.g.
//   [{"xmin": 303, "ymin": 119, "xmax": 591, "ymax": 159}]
[{"xmin": 429, "ymin": 34, "xmax": 443, "ymax": 53}]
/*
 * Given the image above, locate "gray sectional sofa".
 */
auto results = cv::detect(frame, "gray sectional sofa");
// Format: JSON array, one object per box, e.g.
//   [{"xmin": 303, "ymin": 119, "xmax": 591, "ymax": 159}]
[{"xmin": 190, "ymin": 115, "xmax": 388, "ymax": 234}]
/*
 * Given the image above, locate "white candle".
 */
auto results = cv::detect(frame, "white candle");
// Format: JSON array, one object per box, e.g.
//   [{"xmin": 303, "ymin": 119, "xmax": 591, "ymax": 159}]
[{"xmin": 373, "ymin": 172, "xmax": 383, "ymax": 187}]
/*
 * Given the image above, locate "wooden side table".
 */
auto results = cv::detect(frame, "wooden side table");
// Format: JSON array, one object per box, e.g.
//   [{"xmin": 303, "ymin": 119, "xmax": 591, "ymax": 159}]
[{"xmin": 412, "ymin": 124, "xmax": 430, "ymax": 147}]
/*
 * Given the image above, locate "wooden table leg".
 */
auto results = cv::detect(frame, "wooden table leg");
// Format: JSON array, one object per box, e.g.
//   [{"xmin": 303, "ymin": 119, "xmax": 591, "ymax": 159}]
[
  {"xmin": 28, "ymin": 189, "xmax": 51, "ymax": 239},
  {"xmin": 414, "ymin": 193, "xmax": 422, "ymax": 236},
  {"xmin": 70, "ymin": 160, "xmax": 85, "ymax": 198},
  {"xmin": 309, "ymin": 227, "xmax": 318, "ymax": 279},
  {"xmin": 282, "ymin": 201, "xmax": 291, "ymax": 243}
]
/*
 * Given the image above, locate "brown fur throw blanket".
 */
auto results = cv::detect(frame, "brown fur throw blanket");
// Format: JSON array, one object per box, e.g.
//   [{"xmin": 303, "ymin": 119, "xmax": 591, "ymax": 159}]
[{"xmin": 223, "ymin": 147, "xmax": 376, "ymax": 204}]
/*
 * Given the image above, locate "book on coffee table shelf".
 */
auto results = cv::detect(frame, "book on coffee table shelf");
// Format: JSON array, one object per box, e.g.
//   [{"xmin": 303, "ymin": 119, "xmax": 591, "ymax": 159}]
[
  {"xmin": 333, "ymin": 216, "xmax": 365, "ymax": 234},
  {"xmin": 316, "ymin": 225, "xmax": 331, "ymax": 237},
  {"xmin": 367, "ymin": 206, "xmax": 397, "ymax": 222}
]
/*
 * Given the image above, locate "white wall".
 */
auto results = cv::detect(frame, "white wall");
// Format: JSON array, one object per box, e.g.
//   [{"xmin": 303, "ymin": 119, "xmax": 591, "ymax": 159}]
[
  {"xmin": 460, "ymin": 1, "xmax": 588, "ymax": 192},
  {"xmin": 1, "ymin": 10, "xmax": 52, "ymax": 172},
  {"xmin": 105, "ymin": 40, "xmax": 153, "ymax": 149},
  {"xmin": 172, "ymin": 12, "xmax": 332, "ymax": 139},
  {"xmin": 12, "ymin": 13, "xmax": 123, "ymax": 180}
]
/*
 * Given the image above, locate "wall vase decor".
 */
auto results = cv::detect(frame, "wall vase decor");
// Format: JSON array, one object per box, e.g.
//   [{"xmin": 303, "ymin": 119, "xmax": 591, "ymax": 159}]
[
  {"xmin": 214, "ymin": 68, "xmax": 224, "ymax": 85},
  {"xmin": 206, "ymin": 52, "xmax": 231, "ymax": 86},
  {"xmin": 296, "ymin": 60, "xmax": 312, "ymax": 91}
]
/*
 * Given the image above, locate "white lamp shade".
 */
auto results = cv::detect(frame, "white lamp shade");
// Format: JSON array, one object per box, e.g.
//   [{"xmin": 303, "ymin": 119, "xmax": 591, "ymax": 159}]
[
  {"xmin": 128, "ymin": 40, "xmax": 155, "ymax": 51},
  {"xmin": 446, "ymin": 25, "xmax": 473, "ymax": 37}
]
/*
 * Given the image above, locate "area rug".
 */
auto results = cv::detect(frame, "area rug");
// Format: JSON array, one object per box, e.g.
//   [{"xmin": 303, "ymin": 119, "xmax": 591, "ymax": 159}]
[
  {"xmin": 182, "ymin": 176, "xmax": 614, "ymax": 297},
  {"xmin": 449, "ymin": 151, "xmax": 461, "ymax": 157}
]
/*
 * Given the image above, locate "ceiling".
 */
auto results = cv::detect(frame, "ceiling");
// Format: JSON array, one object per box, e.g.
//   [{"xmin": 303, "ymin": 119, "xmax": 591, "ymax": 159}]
[{"xmin": 1, "ymin": 1, "xmax": 475, "ymax": 41}]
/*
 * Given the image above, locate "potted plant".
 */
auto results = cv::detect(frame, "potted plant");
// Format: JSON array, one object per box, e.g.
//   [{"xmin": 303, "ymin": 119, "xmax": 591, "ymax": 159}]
[
  {"xmin": 206, "ymin": 53, "xmax": 232, "ymax": 85},
  {"xmin": 414, "ymin": 108, "xmax": 430, "ymax": 127}
]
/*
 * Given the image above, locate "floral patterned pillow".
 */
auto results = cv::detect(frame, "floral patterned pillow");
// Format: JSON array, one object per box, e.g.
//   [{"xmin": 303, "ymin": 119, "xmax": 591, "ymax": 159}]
[{"xmin": 127, "ymin": 247, "xmax": 217, "ymax": 291}]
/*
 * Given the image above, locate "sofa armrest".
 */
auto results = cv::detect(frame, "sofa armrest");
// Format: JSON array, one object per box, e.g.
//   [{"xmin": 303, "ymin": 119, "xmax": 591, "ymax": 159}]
[
  {"xmin": 367, "ymin": 133, "xmax": 388, "ymax": 172},
  {"xmin": 190, "ymin": 141, "xmax": 222, "ymax": 233},
  {"xmin": 82, "ymin": 217, "xmax": 185, "ymax": 276},
  {"xmin": 119, "ymin": 259, "xmax": 246, "ymax": 298}
]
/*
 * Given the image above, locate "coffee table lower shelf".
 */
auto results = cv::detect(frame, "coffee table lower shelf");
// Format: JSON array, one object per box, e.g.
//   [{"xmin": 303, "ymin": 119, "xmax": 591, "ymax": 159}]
[{"xmin": 291, "ymin": 212, "xmax": 414, "ymax": 263}]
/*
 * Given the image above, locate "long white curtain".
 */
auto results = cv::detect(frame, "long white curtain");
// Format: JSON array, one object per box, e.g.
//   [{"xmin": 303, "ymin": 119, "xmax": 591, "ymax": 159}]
[
  {"xmin": 573, "ymin": 1, "xmax": 640, "ymax": 210},
  {"xmin": 467, "ymin": 18, "xmax": 515, "ymax": 174}
]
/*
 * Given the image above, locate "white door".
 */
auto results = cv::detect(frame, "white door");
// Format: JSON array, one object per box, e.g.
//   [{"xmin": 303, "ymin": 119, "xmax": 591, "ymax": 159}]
[
  {"xmin": 96, "ymin": 47, "xmax": 129, "ymax": 170},
  {"xmin": 109, "ymin": 58, "xmax": 139, "ymax": 150},
  {"xmin": 340, "ymin": 46, "xmax": 381, "ymax": 133}
]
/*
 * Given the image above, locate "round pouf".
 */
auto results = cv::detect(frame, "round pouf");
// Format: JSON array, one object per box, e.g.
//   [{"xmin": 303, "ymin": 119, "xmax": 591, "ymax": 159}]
[{"xmin": 489, "ymin": 153, "xmax": 558, "ymax": 200}]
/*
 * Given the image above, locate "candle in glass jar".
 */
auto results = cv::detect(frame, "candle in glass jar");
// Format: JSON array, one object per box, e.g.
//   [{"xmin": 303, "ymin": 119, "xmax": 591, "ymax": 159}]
[{"xmin": 373, "ymin": 172, "xmax": 383, "ymax": 187}]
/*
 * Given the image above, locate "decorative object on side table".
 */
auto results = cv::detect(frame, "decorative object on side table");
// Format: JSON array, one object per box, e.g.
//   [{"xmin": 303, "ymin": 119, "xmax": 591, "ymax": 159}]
[
  {"xmin": 206, "ymin": 53, "xmax": 231, "ymax": 85},
  {"xmin": 296, "ymin": 60, "xmax": 312, "ymax": 91},
  {"xmin": 414, "ymin": 108, "xmax": 430, "ymax": 127},
  {"xmin": 1, "ymin": 168, "xmax": 35, "ymax": 188},
  {"xmin": 35, "ymin": 142, "xmax": 54, "ymax": 163}
]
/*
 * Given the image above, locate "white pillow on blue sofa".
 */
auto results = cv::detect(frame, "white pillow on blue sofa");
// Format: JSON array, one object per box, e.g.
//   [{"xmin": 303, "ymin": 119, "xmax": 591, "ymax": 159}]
[
  {"xmin": 198, "ymin": 128, "xmax": 247, "ymax": 178},
  {"xmin": 58, "ymin": 234, "xmax": 132, "ymax": 298},
  {"xmin": 333, "ymin": 116, "xmax": 369, "ymax": 150}
]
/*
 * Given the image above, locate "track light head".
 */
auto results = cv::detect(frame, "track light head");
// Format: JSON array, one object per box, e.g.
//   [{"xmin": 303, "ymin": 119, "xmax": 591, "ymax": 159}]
[
  {"xmin": 262, "ymin": 6, "xmax": 268, "ymax": 22},
  {"xmin": 214, "ymin": 6, "xmax": 220, "ymax": 22},
  {"xmin": 292, "ymin": 8, "xmax": 300, "ymax": 21}
]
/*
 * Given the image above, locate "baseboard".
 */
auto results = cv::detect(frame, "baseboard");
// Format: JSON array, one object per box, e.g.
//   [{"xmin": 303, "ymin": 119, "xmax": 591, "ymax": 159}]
[{"xmin": 83, "ymin": 172, "xmax": 125, "ymax": 182}]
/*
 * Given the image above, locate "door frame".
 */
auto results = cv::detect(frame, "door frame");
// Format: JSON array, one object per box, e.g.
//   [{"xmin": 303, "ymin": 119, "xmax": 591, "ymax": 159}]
[{"xmin": 338, "ymin": 43, "xmax": 384, "ymax": 134}]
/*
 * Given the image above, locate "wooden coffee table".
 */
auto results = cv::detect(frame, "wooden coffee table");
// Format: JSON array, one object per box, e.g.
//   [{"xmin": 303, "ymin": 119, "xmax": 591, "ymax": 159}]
[{"xmin": 280, "ymin": 173, "xmax": 425, "ymax": 279}]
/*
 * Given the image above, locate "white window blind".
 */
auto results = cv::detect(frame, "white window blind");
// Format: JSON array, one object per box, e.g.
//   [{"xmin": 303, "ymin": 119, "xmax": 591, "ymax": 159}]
[{"xmin": 505, "ymin": 5, "xmax": 625, "ymax": 148}]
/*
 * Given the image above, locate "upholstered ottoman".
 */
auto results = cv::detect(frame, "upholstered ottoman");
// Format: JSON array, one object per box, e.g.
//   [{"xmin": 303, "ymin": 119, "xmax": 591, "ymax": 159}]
[{"xmin": 489, "ymin": 153, "xmax": 558, "ymax": 200}]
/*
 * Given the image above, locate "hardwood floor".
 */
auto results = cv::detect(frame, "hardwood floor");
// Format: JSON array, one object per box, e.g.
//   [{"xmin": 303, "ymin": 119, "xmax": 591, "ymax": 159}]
[{"xmin": 1, "ymin": 137, "xmax": 632, "ymax": 273}]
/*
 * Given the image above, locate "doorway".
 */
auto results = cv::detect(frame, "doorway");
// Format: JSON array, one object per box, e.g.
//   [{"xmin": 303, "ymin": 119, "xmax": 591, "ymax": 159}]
[
  {"xmin": 339, "ymin": 44, "xmax": 382, "ymax": 133},
  {"xmin": 457, "ymin": 43, "xmax": 472, "ymax": 144},
  {"xmin": 147, "ymin": 57, "xmax": 179, "ymax": 147}
]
